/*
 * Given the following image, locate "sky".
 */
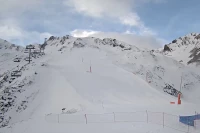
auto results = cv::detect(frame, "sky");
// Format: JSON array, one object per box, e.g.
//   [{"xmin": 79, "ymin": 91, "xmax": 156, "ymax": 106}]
[{"xmin": 0, "ymin": 0, "xmax": 200, "ymax": 49}]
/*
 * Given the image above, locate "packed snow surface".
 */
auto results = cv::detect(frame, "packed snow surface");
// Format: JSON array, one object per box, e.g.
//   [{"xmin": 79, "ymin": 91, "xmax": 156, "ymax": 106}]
[{"xmin": 0, "ymin": 36, "xmax": 200, "ymax": 133}]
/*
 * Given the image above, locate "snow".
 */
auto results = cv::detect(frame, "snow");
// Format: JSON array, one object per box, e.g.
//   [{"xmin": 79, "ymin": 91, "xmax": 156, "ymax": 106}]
[
  {"xmin": 0, "ymin": 36, "xmax": 200, "ymax": 133},
  {"xmin": 2, "ymin": 118, "xmax": 197, "ymax": 133},
  {"xmin": 163, "ymin": 33, "xmax": 200, "ymax": 66}
]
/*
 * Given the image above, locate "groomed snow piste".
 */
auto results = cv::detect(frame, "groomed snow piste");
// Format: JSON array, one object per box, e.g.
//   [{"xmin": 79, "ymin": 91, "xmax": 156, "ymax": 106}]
[{"xmin": 0, "ymin": 36, "xmax": 200, "ymax": 133}]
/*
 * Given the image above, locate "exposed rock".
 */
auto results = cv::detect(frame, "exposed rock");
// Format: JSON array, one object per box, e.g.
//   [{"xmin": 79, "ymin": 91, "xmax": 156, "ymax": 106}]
[
  {"xmin": 48, "ymin": 36, "xmax": 56, "ymax": 41},
  {"xmin": 163, "ymin": 84, "xmax": 181, "ymax": 97},
  {"xmin": 73, "ymin": 41, "xmax": 85, "ymax": 48},
  {"xmin": 195, "ymin": 34, "xmax": 200, "ymax": 40},
  {"xmin": 172, "ymin": 39, "xmax": 177, "ymax": 43},
  {"xmin": 164, "ymin": 45, "xmax": 171, "ymax": 52},
  {"xmin": 124, "ymin": 48, "xmax": 131, "ymax": 50},
  {"xmin": 187, "ymin": 47, "xmax": 200, "ymax": 65},
  {"xmin": 119, "ymin": 44, "xmax": 125, "ymax": 48}
]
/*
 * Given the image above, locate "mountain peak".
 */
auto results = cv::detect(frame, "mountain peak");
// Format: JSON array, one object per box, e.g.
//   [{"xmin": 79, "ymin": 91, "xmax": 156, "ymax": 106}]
[
  {"xmin": 43, "ymin": 35, "xmax": 141, "ymax": 53},
  {"xmin": 0, "ymin": 38, "xmax": 24, "ymax": 51},
  {"xmin": 163, "ymin": 33, "xmax": 200, "ymax": 66}
]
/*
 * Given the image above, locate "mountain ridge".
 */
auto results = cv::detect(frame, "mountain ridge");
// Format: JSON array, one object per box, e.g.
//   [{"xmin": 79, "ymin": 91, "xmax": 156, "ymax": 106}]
[
  {"xmin": 163, "ymin": 33, "xmax": 200, "ymax": 66},
  {"xmin": 0, "ymin": 33, "xmax": 200, "ymax": 129},
  {"xmin": 1, "ymin": 32, "xmax": 200, "ymax": 67}
]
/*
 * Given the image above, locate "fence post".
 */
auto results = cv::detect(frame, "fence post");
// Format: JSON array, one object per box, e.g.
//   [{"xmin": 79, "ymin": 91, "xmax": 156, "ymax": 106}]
[
  {"xmin": 146, "ymin": 72, "xmax": 148, "ymax": 83},
  {"xmin": 113, "ymin": 112, "xmax": 116, "ymax": 122},
  {"xmin": 45, "ymin": 114, "xmax": 46, "ymax": 121},
  {"xmin": 163, "ymin": 112, "xmax": 164, "ymax": 128},
  {"xmin": 102, "ymin": 102, "xmax": 104, "ymax": 109},
  {"xmin": 9, "ymin": 124, "xmax": 13, "ymax": 133},
  {"xmin": 195, "ymin": 111, "xmax": 196, "ymax": 128},
  {"xmin": 85, "ymin": 114, "xmax": 88, "ymax": 124},
  {"xmin": 198, "ymin": 112, "xmax": 199, "ymax": 129},
  {"xmin": 187, "ymin": 117, "xmax": 189, "ymax": 133},
  {"xmin": 58, "ymin": 114, "xmax": 59, "ymax": 123},
  {"xmin": 90, "ymin": 66, "xmax": 92, "ymax": 73},
  {"xmin": 146, "ymin": 110, "xmax": 148, "ymax": 123},
  {"xmin": 90, "ymin": 60, "xmax": 92, "ymax": 73}
]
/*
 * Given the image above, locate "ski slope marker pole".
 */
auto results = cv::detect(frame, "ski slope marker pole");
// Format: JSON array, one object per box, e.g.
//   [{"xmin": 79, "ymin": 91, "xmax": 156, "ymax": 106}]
[
  {"xmin": 85, "ymin": 114, "xmax": 88, "ymax": 124},
  {"xmin": 90, "ymin": 60, "xmax": 92, "ymax": 73},
  {"xmin": 102, "ymin": 102, "xmax": 104, "ymax": 109},
  {"xmin": 90, "ymin": 66, "xmax": 92, "ymax": 73},
  {"xmin": 195, "ymin": 111, "xmax": 197, "ymax": 128},
  {"xmin": 113, "ymin": 112, "xmax": 116, "ymax": 122},
  {"xmin": 163, "ymin": 112, "xmax": 164, "ymax": 128},
  {"xmin": 188, "ymin": 123, "xmax": 189, "ymax": 133},
  {"xmin": 146, "ymin": 110, "xmax": 148, "ymax": 123},
  {"xmin": 58, "ymin": 114, "xmax": 59, "ymax": 123},
  {"xmin": 146, "ymin": 72, "xmax": 148, "ymax": 82}
]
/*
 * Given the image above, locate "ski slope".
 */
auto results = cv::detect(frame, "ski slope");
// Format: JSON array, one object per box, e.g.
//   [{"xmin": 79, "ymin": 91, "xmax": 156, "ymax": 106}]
[
  {"xmin": 1, "ymin": 46, "xmax": 200, "ymax": 133},
  {"xmin": 1, "ymin": 36, "xmax": 200, "ymax": 133},
  {"xmin": 10, "ymin": 48, "xmax": 176, "ymax": 117}
]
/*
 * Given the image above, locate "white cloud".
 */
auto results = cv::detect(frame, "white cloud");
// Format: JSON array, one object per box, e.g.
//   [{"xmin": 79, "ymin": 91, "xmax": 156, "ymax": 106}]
[
  {"xmin": 0, "ymin": 25, "xmax": 23, "ymax": 39},
  {"xmin": 65, "ymin": 0, "xmax": 141, "ymax": 28},
  {"xmin": 0, "ymin": 0, "xmax": 43, "ymax": 17},
  {"xmin": 64, "ymin": 0, "xmax": 163, "ymax": 34},
  {"xmin": 0, "ymin": 22, "xmax": 52, "ymax": 46},
  {"xmin": 120, "ymin": 13, "xmax": 142, "ymax": 27},
  {"xmin": 0, "ymin": 19, "xmax": 23, "ymax": 40},
  {"xmin": 140, "ymin": 0, "xmax": 166, "ymax": 4},
  {"xmin": 70, "ymin": 29, "xmax": 165, "ymax": 49},
  {"xmin": 64, "ymin": 0, "xmax": 164, "ymax": 18},
  {"xmin": 71, "ymin": 29, "xmax": 100, "ymax": 37},
  {"xmin": 124, "ymin": 30, "xmax": 136, "ymax": 34},
  {"xmin": 64, "ymin": 0, "xmax": 133, "ymax": 18},
  {"xmin": 26, "ymin": 32, "xmax": 52, "ymax": 45},
  {"xmin": 0, "ymin": 0, "xmax": 166, "ymax": 46}
]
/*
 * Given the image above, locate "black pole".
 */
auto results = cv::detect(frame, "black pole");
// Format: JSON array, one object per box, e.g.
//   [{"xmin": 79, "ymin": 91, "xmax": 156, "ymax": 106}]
[
  {"xmin": 180, "ymin": 75, "xmax": 182, "ymax": 92},
  {"xmin": 29, "ymin": 49, "xmax": 31, "ymax": 64},
  {"xmin": 25, "ymin": 45, "xmax": 35, "ymax": 64}
]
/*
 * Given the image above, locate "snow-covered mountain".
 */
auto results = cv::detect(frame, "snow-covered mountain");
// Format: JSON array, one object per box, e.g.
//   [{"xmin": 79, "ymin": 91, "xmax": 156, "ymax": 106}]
[
  {"xmin": 43, "ymin": 35, "xmax": 200, "ymax": 101},
  {"xmin": 0, "ymin": 39, "xmax": 44, "ymax": 127},
  {"xmin": 0, "ymin": 35, "xmax": 200, "ymax": 133},
  {"xmin": 0, "ymin": 39, "xmax": 24, "ymax": 52},
  {"xmin": 163, "ymin": 33, "xmax": 200, "ymax": 66}
]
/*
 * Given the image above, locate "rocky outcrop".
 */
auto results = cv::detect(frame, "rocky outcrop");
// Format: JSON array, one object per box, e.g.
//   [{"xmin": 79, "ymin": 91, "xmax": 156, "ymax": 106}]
[
  {"xmin": 48, "ymin": 36, "xmax": 56, "ymax": 41},
  {"xmin": 195, "ymin": 34, "xmax": 200, "ymax": 40},
  {"xmin": 164, "ymin": 45, "xmax": 171, "ymax": 52},
  {"xmin": 188, "ymin": 47, "xmax": 200, "ymax": 65}
]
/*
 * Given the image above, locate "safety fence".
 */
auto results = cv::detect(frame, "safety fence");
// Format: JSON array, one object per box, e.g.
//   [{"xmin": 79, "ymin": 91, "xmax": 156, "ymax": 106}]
[{"xmin": 45, "ymin": 111, "xmax": 200, "ymax": 133}]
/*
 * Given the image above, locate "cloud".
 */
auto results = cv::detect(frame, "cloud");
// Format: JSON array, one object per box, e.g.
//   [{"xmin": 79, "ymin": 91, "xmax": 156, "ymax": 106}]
[
  {"xmin": 71, "ymin": 29, "xmax": 165, "ymax": 49},
  {"xmin": 0, "ymin": 20, "xmax": 52, "ymax": 46},
  {"xmin": 71, "ymin": 29, "xmax": 100, "ymax": 37},
  {"xmin": 64, "ymin": 0, "xmax": 164, "ymax": 34},
  {"xmin": 0, "ymin": 0, "xmax": 166, "ymax": 46},
  {"xmin": 141, "ymin": 0, "xmax": 166, "ymax": 4},
  {"xmin": 0, "ymin": 1, "xmax": 58, "ymax": 45},
  {"xmin": 64, "ymin": 0, "xmax": 141, "ymax": 28},
  {"xmin": 0, "ymin": 0, "xmax": 43, "ymax": 17},
  {"xmin": 120, "ymin": 13, "xmax": 142, "ymax": 27},
  {"xmin": 64, "ymin": 0, "xmax": 164, "ymax": 18},
  {"xmin": 64, "ymin": 0, "xmax": 133, "ymax": 18},
  {"xmin": 0, "ymin": 25, "xmax": 22, "ymax": 39}
]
